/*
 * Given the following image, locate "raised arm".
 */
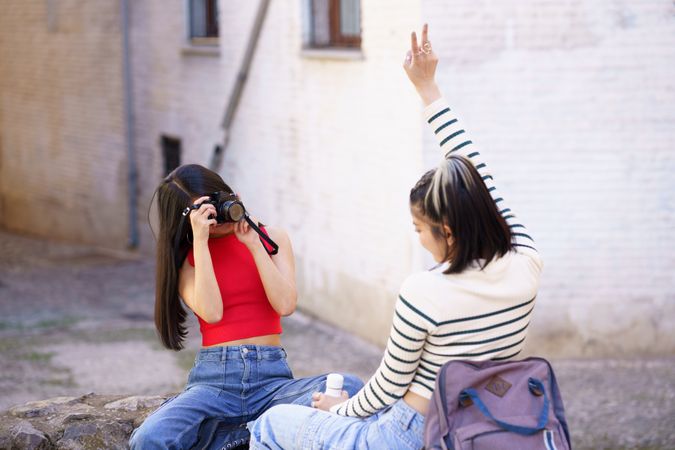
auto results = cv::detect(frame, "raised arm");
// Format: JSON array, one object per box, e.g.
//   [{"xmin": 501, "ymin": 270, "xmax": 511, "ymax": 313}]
[
  {"xmin": 179, "ymin": 196, "xmax": 223, "ymax": 324},
  {"xmin": 404, "ymin": 25, "xmax": 540, "ymax": 259}
]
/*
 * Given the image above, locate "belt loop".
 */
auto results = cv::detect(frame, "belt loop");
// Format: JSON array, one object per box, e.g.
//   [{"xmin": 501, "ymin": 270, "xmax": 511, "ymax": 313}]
[{"xmin": 221, "ymin": 347, "xmax": 227, "ymax": 362}]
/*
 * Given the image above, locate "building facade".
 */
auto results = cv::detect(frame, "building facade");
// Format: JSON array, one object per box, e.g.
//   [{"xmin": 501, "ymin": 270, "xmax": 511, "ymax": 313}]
[{"xmin": 1, "ymin": 0, "xmax": 673, "ymax": 357}]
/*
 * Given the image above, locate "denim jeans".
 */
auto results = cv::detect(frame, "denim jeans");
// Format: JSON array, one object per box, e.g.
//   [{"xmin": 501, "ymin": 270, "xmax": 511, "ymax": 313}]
[
  {"xmin": 248, "ymin": 398, "xmax": 425, "ymax": 450},
  {"xmin": 128, "ymin": 345, "xmax": 364, "ymax": 450}
]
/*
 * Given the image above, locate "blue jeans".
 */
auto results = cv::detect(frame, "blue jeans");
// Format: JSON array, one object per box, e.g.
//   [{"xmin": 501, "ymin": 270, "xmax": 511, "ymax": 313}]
[
  {"xmin": 248, "ymin": 398, "xmax": 425, "ymax": 450},
  {"xmin": 129, "ymin": 345, "xmax": 364, "ymax": 450}
]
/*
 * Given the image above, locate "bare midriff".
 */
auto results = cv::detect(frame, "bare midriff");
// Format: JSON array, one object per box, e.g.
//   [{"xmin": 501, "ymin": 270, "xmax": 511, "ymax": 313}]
[
  {"xmin": 202, "ymin": 333, "xmax": 282, "ymax": 348},
  {"xmin": 403, "ymin": 390, "xmax": 430, "ymax": 415}
]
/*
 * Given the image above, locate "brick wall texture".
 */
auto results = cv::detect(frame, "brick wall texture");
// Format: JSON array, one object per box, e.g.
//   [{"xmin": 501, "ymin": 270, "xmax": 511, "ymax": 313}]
[
  {"xmin": 420, "ymin": 0, "xmax": 675, "ymax": 356},
  {"xmin": 1, "ymin": 0, "xmax": 673, "ymax": 357},
  {"xmin": 0, "ymin": 0, "xmax": 129, "ymax": 248}
]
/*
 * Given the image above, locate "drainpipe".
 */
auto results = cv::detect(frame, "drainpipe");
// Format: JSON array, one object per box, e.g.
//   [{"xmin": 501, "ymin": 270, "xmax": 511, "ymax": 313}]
[
  {"xmin": 212, "ymin": 0, "xmax": 271, "ymax": 171},
  {"xmin": 121, "ymin": 0, "xmax": 139, "ymax": 248}
]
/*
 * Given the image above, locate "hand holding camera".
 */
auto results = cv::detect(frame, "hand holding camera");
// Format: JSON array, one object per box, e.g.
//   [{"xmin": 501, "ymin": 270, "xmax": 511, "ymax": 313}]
[
  {"xmin": 187, "ymin": 192, "xmax": 245, "ymax": 223},
  {"xmin": 182, "ymin": 192, "xmax": 279, "ymax": 256},
  {"xmin": 188, "ymin": 195, "xmax": 219, "ymax": 243},
  {"xmin": 234, "ymin": 216, "xmax": 262, "ymax": 250}
]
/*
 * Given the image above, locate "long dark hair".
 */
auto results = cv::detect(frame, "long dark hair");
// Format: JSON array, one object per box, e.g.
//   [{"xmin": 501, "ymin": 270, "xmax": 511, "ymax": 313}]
[
  {"xmin": 150, "ymin": 164, "xmax": 235, "ymax": 350},
  {"xmin": 410, "ymin": 155, "xmax": 512, "ymax": 274}
]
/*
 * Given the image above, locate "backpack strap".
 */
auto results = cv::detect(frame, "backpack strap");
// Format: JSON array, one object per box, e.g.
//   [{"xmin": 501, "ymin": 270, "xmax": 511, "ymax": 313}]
[
  {"xmin": 541, "ymin": 358, "xmax": 571, "ymax": 445},
  {"xmin": 244, "ymin": 214, "xmax": 279, "ymax": 255},
  {"xmin": 459, "ymin": 378, "xmax": 549, "ymax": 436},
  {"xmin": 434, "ymin": 363, "xmax": 453, "ymax": 450}
]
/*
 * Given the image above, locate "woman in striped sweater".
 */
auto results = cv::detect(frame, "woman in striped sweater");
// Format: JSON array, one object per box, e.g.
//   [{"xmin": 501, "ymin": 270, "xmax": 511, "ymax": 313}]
[{"xmin": 248, "ymin": 24, "xmax": 543, "ymax": 449}]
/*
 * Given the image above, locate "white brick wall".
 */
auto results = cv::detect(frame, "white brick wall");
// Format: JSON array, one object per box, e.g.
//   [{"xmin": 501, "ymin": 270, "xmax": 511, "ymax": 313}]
[
  {"xmin": 216, "ymin": 0, "xmax": 426, "ymax": 345},
  {"xmin": 422, "ymin": 0, "xmax": 675, "ymax": 356},
  {"xmin": 217, "ymin": 0, "xmax": 675, "ymax": 355}
]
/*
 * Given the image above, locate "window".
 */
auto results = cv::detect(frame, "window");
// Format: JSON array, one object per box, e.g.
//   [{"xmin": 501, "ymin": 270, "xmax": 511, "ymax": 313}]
[
  {"xmin": 188, "ymin": 0, "xmax": 219, "ymax": 43},
  {"xmin": 161, "ymin": 135, "xmax": 181, "ymax": 176},
  {"xmin": 308, "ymin": 0, "xmax": 361, "ymax": 48}
]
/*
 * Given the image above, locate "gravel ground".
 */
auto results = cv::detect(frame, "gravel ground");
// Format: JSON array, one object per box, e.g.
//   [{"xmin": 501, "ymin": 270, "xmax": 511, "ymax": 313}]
[{"xmin": 0, "ymin": 229, "xmax": 673, "ymax": 449}]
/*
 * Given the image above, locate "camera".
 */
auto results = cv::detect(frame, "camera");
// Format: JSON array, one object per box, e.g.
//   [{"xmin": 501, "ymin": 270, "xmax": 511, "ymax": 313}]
[
  {"xmin": 177, "ymin": 190, "xmax": 279, "ymax": 259},
  {"xmin": 189, "ymin": 191, "xmax": 245, "ymax": 223}
]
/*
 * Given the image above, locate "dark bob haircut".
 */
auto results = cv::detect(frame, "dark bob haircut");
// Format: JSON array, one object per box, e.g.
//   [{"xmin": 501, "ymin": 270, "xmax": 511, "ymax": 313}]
[{"xmin": 409, "ymin": 155, "xmax": 513, "ymax": 274}]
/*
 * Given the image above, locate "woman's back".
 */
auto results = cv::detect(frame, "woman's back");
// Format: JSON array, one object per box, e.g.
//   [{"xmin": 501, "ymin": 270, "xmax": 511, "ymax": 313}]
[{"xmin": 400, "ymin": 249, "xmax": 541, "ymax": 399}]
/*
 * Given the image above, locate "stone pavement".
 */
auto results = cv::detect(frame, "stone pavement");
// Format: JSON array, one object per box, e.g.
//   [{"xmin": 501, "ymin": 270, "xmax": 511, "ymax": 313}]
[{"xmin": 0, "ymin": 229, "xmax": 673, "ymax": 449}]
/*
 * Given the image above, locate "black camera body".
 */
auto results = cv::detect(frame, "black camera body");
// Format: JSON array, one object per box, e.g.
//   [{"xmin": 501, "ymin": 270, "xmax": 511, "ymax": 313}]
[
  {"xmin": 176, "ymin": 191, "xmax": 279, "ymax": 261},
  {"xmin": 203, "ymin": 191, "xmax": 245, "ymax": 223}
]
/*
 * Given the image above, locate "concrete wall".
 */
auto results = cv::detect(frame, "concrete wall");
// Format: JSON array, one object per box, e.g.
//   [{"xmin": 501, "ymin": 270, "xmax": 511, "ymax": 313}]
[{"xmin": 0, "ymin": 1, "xmax": 129, "ymax": 248}]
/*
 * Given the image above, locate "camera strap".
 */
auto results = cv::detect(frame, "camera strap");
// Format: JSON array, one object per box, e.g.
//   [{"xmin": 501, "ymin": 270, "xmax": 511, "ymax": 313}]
[{"xmin": 244, "ymin": 213, "xmax": 279, "ymax": 255}]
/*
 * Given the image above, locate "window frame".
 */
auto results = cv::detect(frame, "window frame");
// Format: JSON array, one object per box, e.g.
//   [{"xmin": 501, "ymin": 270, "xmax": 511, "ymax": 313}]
[
  {"xmin": 329, "ymin": 0, "xmax": 361, "ymax": 48},
  {"xmin": 185, "ymin": 0, "xmax": 220, "ymax": 47},
  {"xmin": 308, "ymin": 0, "xmax": 361, "ymax": 49}
]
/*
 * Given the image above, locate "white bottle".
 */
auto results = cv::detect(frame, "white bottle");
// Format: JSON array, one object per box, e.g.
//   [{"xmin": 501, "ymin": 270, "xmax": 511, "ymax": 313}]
[{"xmin": 324, "ymin": 373, "xmax": 344, "ymax": 398}]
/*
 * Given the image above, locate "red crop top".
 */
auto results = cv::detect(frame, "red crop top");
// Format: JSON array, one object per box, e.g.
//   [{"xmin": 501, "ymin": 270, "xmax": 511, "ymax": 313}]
[{"xmin": 186, "ymin": 229, "xmax": 282, "ymax": 346}]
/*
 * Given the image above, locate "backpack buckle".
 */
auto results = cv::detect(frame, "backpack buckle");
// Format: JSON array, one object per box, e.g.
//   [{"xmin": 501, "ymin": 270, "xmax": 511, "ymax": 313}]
[
  {"xmin": 528, "ymin": 378, "xmax": 544, "ymax": 396},
  {"xmin": 459, "ymin": 392, "xmax": 473, "ymax": 408}
]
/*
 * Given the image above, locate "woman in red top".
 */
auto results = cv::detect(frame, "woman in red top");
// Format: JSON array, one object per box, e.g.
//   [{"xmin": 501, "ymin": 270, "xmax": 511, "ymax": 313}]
[{"xmin": 129, "ymin": 164, "xmax": 363, "ymax": 449}]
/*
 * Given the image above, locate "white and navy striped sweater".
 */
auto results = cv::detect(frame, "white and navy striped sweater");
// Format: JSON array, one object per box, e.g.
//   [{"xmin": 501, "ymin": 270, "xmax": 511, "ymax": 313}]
[{"xmin": 333, "ymin": 98, "xmax": 543, "ymax": 418}]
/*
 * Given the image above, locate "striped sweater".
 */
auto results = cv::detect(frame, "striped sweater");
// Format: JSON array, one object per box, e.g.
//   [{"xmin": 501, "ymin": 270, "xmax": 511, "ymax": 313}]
[{"xmin": 333, "ymin": 98, "xmax": 543, "ymax": 418}]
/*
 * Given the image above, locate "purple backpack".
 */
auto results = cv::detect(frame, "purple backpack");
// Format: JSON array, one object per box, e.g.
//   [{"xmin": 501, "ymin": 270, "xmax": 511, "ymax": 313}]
[{"xmin": 424, "ymin": 357, "xmax": 571, "ymax": 450}]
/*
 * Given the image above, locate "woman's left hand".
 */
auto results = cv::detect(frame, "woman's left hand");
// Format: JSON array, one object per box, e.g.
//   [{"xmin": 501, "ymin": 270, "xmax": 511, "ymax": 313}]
[
  {"xmin": 311, "ymin": 391, "xmax": 349, "ymax": 412},
  {"xmin": 403, "ymin": 23, "xmax": 442, "ymax": 105},
  {"xmin": 234, "ymin": 218, "xmax": 260, "ymax": 249}
]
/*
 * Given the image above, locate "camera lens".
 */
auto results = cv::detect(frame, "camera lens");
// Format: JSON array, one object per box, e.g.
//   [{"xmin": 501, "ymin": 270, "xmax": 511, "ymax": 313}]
[{"xmin": 221, "ymin": 201, "xmax": 245, "ymax": 222}]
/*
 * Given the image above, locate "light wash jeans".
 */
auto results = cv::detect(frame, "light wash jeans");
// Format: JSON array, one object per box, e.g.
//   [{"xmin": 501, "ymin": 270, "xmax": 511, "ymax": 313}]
[
  {"xmin": 248, "ymin": 398, "xmax": 425, "ymax": 450},
  {"xmin": 128, "ymin": 345, "xmax": 364, "ymax": 450}
]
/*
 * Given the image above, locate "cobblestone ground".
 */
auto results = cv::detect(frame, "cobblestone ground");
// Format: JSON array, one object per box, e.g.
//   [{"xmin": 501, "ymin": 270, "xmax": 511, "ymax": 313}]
[{"xmin": 0, "ymin": 229, "xmax": 673, "ymax": 449}]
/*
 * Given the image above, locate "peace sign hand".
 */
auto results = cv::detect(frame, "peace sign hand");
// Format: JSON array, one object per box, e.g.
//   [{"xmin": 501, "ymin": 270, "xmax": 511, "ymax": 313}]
[{"xmin": 403, "ymin": 24, "xmax": 442, "ymax": 105}]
